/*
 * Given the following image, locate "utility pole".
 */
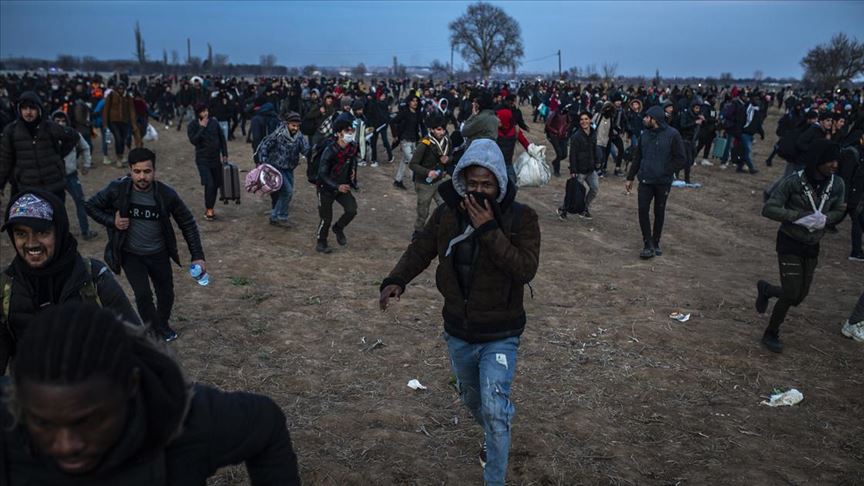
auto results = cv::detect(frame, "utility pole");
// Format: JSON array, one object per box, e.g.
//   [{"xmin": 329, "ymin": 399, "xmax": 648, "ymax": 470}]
[
  {"xmin": 186, "ymin": 38, "xmax": 191, "ymax": 64},
  {"xmin": 557, "ymin": 49, "xmax": 562, "ymax": 78},
  {"xmin": 450, "ymin": 44, "xmax": 454, "ymax": 78}
]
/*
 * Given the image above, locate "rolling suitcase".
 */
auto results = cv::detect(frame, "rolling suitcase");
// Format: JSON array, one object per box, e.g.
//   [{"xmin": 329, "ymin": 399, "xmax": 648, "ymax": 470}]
[
  {"xmin": 711, "ymin": 136, "xmax": 727, "ymax": 159},
  {"xmin": 220, "ymin": 162, "xmax": 241, "ymax": 204}
]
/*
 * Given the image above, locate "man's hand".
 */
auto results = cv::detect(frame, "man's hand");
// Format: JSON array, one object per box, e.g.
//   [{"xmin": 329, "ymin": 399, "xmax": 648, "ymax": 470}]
[
  {"xmin": 114, "ymin": 211, "xmax": 130, "ymax": 230},
  {"xmin": 379, "ymin": 284, "xmax": 403, "ymax": 311},
  {"xmin": 427, "ymin": 170, "xmax": 439, "ymax": 180},
  {"xmin": 570, "ymin": 172, "xmax": 578, "ymax": 179},
  {"xmin": 319, "ymin": 106, "xmax": 325, "ymax": 114},
  {"xmin": 191, "ymin": 259, "xmax": 206, "ymax": 274},
  {"xmin": 463, "ymin": 194, "xmax": 494, "ymax": 228},
  {"xmin": 221, "ymin": 155, "xmax": 228, "ymax": 163},
  {"xmin": 625, "ymin": 180, "xmax": 634, "ymax": 194},
  {"xmin": 439, "ymin": 155, "xmax": 449, "ymax": 165},
  {"xmin": 338, "ymin": 184, "xmax": 351, "ymax": 194}
]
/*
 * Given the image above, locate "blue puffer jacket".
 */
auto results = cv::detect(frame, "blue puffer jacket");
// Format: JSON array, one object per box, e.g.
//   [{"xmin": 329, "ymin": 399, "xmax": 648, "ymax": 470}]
[{"xmin": 626, "ymin": 106, "xmax": 686, "ymax": 185}]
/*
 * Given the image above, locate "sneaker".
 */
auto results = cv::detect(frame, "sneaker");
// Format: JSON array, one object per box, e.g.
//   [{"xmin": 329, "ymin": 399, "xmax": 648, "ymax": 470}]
[
  {"xmin": 158, "ymin": 326, "xmax": 178, "ymax": 342},
  {"xmin": 269, "ymin": 219, "xmax": 293, "ymax": 229},
  {"xmin": 849, "ymin": 253, "xmax": 864, "ymax": 262},
  {"xmin": 205, "ymin": 209, "xmax": 215, "ymax": 221},
  {"xmin": 613, "ymin": 169, "xmax": 623, "ymax": 177},
  {"xmin": 393, "ymin": 180, "xmax": 407, "ymax": 190},
  {"xmin": 652, "ymin": 241, "xmax": 662, "ymax": 256},
  {"xmin": 371, "ymin": 160, "xmax": 379, "ymax": 167},
  {"xmin": 578, "ymin": 210, "xmax": 593, "ymax": 220},
  {"xmin": 755, "ymin": 280, "xmax": 770, "ymax": 314},
  {"xmin": 700, "ymin": 158, "xmax": 714, "ymax": 166},
  {"xmin": 316, "ymin": 241, "xmax": 332, "ymax": 254},
  {"xmin": 761, "ymin": 330, "xmax": 783, "ymax": 353},
  {"xmin": 387, "ymin": 156, "xmax": 395, "ymax": 164},
  {"xmin": 556, "ymin": 207, "xmax": 567, "ymax": 221},
  {"xmin": 639, "ymin": 244, "xmax": 655, "ymax": 259},
  {"xmin": 103, "ymin": 157, "xmax": 114, "ymax": 166},
  {"xmin": 749, "ymin": 168, "xmax": 760, "ymax": 175},
  {"xmin": 333, "ymin": 225, "xmax": 347, "ymax": 246},
  {"xmin": 841, "ymin": 320, "xmax": 864, "ymax": 342},
  {"xmin": 719, "ymin": 163, "xmax": 728, "ymax": 170},
  {"xmin": 479, "ymin": 442, "xmax": 487, "ymax": 469},
  {"xmin": 358, "ymin": 160, "xmax": 367, "ymax": 167},
  {"xmin": 82, "ymin": 230, "xmax": 99, "ymax": 241}
]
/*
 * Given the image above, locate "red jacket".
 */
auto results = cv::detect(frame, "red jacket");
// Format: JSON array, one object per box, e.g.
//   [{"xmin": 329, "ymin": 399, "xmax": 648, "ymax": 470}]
[{"xmin": 496, "ymin": 108, "xmax": 529, "ymax": 149}]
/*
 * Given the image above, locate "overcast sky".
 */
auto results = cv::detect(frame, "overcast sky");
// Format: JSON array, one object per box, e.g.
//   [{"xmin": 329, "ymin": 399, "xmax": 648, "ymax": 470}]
[{"xmin": 1, "ymin": 0, "xmax": 862, "ymax": 78}]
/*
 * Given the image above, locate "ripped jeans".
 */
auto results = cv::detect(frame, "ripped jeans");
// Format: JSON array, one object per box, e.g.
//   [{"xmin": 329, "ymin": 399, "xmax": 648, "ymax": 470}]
[{"xmin": 445, "ymin": 332, "xmax": 520, "ymax": 486}]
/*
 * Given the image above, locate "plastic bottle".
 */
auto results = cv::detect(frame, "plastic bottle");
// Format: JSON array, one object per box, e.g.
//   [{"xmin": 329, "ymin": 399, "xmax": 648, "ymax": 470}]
[
  {"xmin": 425, "ymin": 170, "xmax": 441, "ymax": 184},
  {"xmin": 189, "ymin": 264, "xmax": 209, "ymax": 286}
]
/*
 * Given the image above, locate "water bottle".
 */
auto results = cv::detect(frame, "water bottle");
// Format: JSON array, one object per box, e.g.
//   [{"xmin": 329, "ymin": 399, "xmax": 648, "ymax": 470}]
[
  {"xmin": 189, "ymin": 264, "xmax": 209, "ymax": 286},
  {"xmin": 425, "ymin": 169, "xmax": 441, "ymax": 184}
]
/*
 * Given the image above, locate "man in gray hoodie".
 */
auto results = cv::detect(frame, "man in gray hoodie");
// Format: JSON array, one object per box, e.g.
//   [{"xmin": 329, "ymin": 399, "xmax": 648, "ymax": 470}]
[{"xmin": 625, "ymin": 105, "xmax": 686, "ymax": 259}]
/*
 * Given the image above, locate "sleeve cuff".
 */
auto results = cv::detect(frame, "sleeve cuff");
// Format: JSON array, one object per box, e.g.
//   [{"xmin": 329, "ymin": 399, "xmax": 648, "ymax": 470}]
[
  {"xmin": 475, "ymin": 219, "xmax": 499, "ymax": 235},
  {"xmin": 380, "ymin": 276, "xmax": 407, "ymax": 293}
]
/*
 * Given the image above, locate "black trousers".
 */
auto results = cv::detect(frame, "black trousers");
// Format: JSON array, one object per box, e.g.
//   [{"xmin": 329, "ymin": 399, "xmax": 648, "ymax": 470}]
[
  {"xmin": 549, "ymin": 136, "xmax": 568, "ymax": 175},
  {"xmin": 675, "ymin": 141, "xmax": 695, "ymax": 183},
  {"xmin": 122, "ymin": 250, "xmax": 174, "ymax": 331},
  {"xmin": 637, "ymin": 183, "xmax": 671, "ymax": 245},
  {"xmin": 316, "ymin": 189, "xmax": 357, "ymax": 243},
  {"xmin": 764, "ymin": 254, "xmax": 818, "ymax": 333},
  {"xmin": 370, "ymin": 128, "xmax": 393, "ymax": 162},
  {"xmin": 196, "ymin": 163, "xmax": 224, "ymax": 210}
]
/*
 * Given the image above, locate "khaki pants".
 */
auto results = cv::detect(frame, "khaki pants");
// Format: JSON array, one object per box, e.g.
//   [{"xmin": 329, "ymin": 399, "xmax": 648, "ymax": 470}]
[{"xmin": 415, "ymin": 180, "xmax": 444, "ymax": 230}]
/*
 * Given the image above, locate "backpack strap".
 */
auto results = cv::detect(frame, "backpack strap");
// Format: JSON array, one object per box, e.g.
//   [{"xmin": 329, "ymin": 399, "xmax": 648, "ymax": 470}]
[{"xmin": 79, "ymin": 257, "xmax": 103, "ymax": 307}]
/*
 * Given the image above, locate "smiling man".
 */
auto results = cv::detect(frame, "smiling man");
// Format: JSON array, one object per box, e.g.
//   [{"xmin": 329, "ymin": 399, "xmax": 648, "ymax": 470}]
[
  {"xmin": 0, "ymin": 302, "xmax": 301, "ymax": 484},
  {"xmin": 0, "ymin": 190, "xmax": 140, "ymax": 375}
]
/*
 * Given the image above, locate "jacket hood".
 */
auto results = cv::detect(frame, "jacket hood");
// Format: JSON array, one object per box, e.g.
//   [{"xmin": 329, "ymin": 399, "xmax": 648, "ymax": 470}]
[
  {"xmin": 50, "ymin": 109, "xmax": 69, "ymax": 124},
  {"xmin": 452, "ymin": 139, "xmax": 508, "ymax": 202},
  {"xmin": 630, "ymin": 99, "xmax": 643, "ymax": 112},
  {"xmin": 645, "ymin": 105, "xmax": 668, "ymax": 127},
  {"xmin": 18, "ymin": 91, "xmax": 43, "ymax": 120}
]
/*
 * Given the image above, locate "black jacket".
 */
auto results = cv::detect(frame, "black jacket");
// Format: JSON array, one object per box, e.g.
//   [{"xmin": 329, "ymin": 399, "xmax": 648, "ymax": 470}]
[
  {"xmin": 0, "ymin": 382, "xmax": 301, "ymax": 485},
  {"xmin": 317, "ymin": 141, "xmax": 358, "ymax": 192},
  {"xmin": 627, "ymin": 106, "xmax": 686, "ymax": 185},
  {"xmin": 0, "ymin": 91, "xmax": 78, "ymax": 194},
  {"xmin": 85, "ymin": 178, "xmax": 205, "ymax": 275},
  {"xmin": 568, "ymin": 127, "xmax": 597, "ymax": 174},
  {"xmin": 0, "ymin": 256, "xmax": 140, "ymax": 374},
  {"xmin": 392, "ymin": 108, "xmax": 423, "ymax": 142},
  {"xmin": 187, "ymin": 118, "xmax": 227, "ymax": 166}
]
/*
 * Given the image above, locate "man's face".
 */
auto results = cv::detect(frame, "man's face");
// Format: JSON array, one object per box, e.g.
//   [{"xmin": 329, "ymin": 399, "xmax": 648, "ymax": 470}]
[
  {"xmin": 324, "ymin": 97, "xmax": 334, "ymax": 106},
  {"xmin": 430, "ymin": 126, "xmax": 446, "ymax": 140},
  {"xmin": 12, "ymin": 224, "xmax": 56, "ymax": 268},
  {"xmin": 198, "ymin": 108, "xmax": 208, "ymax": 120},
  {"xmin": 630, "ymin": 101, "xmax": 640, "ymax": 112},
  {"xmin": 820, "ymin": 118, "xmax": 833, "ymax": 131},
  {"xmin": 115, "ymin": 86, "xmax": 125, "ymax": 95},
  {"xmin": 613, "ymin": 100, "xmax": 622, "ymax": 108},
  {"xmin": 664, "ymin": 106, "xmax": 674, "ymax": 117},
  {"xmin": 643, "ymin": 115, "xmax": 657, "ymax": 129},
  {"xmin": 834, "ymin": 118, "xmax": 845, "ymax": 130},
  {"xmin": 53, "ymin": 116, "xmax": 66, "ymax": 127},
  {"xmin": 579, "ymin": 114, "xmax": 591, "ymax": 130},
  {"xmin": 130, "ymin": 160, "xmax": 155, "ymax": 192},
  {"xmin": 817, "ymin": 159, "xmax": 838, "ymax": 178},
  {"xmin": 287, "ymin": 121, "xmax": 300, "ymax": 134},
  {"xmin": 20, "ymin": 104, "xmax": 38, "ymax": 122},
  {"xmin": 692, "ymin": 104, "xmax": 701, "ymax": 114},
  {"xmin": 464, "ymin": 165, "xmax": 499, "ymax": 200},
  {"xmin": 409, "ymin": 98, "xmax": 418, "ymax": 109},
  {"xmin": 19, "ymin": 376, "xmax": 131, "ymax": 476}
]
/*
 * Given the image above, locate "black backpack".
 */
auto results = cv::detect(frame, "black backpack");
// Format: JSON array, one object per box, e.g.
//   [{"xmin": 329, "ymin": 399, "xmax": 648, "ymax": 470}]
[
  {"xmin": 306, "ymin": 137, "xmax": 336, "ymax": 184},
  {"xmin": 564, "ymin": 177, "xmax": 587, "ymax": 214},
  {"xmin": 777, "ymin": 126, "xmax": 805, "ymax": 162}
]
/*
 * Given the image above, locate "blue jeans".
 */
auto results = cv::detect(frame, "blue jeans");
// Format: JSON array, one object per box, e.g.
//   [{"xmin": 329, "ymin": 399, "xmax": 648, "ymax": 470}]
[
  {"xmin": 445, "ymin": 332, "xmax": 520, "ymax": 486},
  {"xmin": 739, "ymin": 133, "xmax": 755, "ymax": 171},
  {"xmin": 219, "ymin": 121, "xmax": 229, "ymax": 142},
  {"xmin": 269, "ymin": 169, "xmax": 295, "ymax": 222},
  {"xmin": 720, "ymin": 133, "xmax": 732, "ymax": 163},
  {"xmin": 65, "ymin": 172, "xmax": 90, "ymax": 234}
]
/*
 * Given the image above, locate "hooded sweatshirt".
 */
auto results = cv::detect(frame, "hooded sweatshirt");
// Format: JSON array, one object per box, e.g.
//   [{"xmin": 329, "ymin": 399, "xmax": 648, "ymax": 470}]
[
  {"xmin": 51, "ymin": 110, "xmax": 92, "ymax": 174},
  {"xmin": 626, "ymin": 105, "xmax": 686, "ymax": 185}
]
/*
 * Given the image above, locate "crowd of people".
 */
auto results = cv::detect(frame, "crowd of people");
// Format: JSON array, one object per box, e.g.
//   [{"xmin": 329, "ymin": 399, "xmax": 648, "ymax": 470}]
[{"xmin": 0, "ymin": 70, "xmax": 862, "ymax": 485}]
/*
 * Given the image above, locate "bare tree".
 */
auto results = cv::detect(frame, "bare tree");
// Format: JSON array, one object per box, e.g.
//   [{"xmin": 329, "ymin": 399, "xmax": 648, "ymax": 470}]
[
  {"xmin": 719, "ymin": 72, "xmax": 733, "ymax": 83},
  {"xmin": 449, "ymin": 2, "xmax": 524, "ymax": 77},
  {"xmin": 801, "ymin": 32, "xmax": 864, "ymax": 90},
  {"xmin": 430, "ymin": 59, "xmax": 450, "ymax": 79},
  {"xmin": 583, "ymin": 63, "xmax": 599, "ymax": 82},
  {"xmin": 171, "ymin": 49, "xmax": 179, "ymax": 66},
  {"xmin": 133, "ymin": 21, "xmax": 146, "ymax": 66},
  {"xmin": 753, "ymin": 70, "xmax": 764, "ymax": 82},
  {"xmin": 302, "ymin": 64, "xmax": 318, "ymax": 76},
  {"xmin": 567, "ymin": 66, "xmax": 581, "ymax": 79},
  {"xmin": 56, "ymin": 54, "xmax": 79, "ymax": 71},
  {"xmin": 188, "ymin": 56, "xmax": 202, "ymax": 71},
  {"xmin": 81, "ymin": 56, "xmax": 98, "ymax": 72},
  {"xmin": 602, "ymin": 62, "xmax": 618, "ymax": 81},
  {"xmin": 352, "ymin": 63, "xmax": 367, "ymax": 78},
  {"xmin": 214, "ymin": 54, "xmax": 229, "ymax": 67},
  {"xmin": 207, "ymin": 43, "xmax": 213, "ymax": 68}
]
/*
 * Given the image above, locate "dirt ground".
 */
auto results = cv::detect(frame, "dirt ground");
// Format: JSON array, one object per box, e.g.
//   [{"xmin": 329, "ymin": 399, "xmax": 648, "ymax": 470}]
[{"xmin": 3, "ymin": 106, "xmax": 862, "ymax": 485}]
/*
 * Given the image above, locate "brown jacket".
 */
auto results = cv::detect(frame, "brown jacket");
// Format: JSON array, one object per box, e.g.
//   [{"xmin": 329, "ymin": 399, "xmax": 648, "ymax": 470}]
[
  {"xmin": 103, "ymin": 91, "xmax": 141, "ymax": 141},
  {"xmin": 382, "ymin": 181, "xmax": 540, "ymax": 343}
]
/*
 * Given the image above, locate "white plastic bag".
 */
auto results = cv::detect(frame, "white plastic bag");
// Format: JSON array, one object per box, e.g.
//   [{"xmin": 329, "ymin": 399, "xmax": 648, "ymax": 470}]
[
  {"xmin": 761, "ymin": 388, "xmax": 804, "ymax": 407},
  {"xmin": 793, "ymin": 211, "xmax": 826, "ymax": 232},
  {"xmin": 104, "ymin": 128, "xmax": 113, "ymax": 145},
  {"xmin": 514, "ymin": 145, "xmax": 551, "ymax": 187},
  {"xmin": 143, "ymin": 124, "xmax": 159, "ymax": 142}
]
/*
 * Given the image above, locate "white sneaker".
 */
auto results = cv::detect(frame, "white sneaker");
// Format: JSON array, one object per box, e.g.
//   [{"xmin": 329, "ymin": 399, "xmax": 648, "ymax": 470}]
[
  {"xmin": 103, "ymin": 157, "xmax": 114, "ymax": 166},
  {"xmin": 700, "ymin": 158, "xmax": 714, "ymax": 166},
  {"xmin": 719, "ymin": 163, "xmax": 728, "ymax": 170},
  {"xmin": 358, "ymin": 161, "xmax": 367, "ymax": 167},
  {"xmin": 371, "ymin": 161, "xmax": 379, "ymax": 167},
  {"xmin": 841, "ymin": 320, "xmax": 864, "ymax": 342}
]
